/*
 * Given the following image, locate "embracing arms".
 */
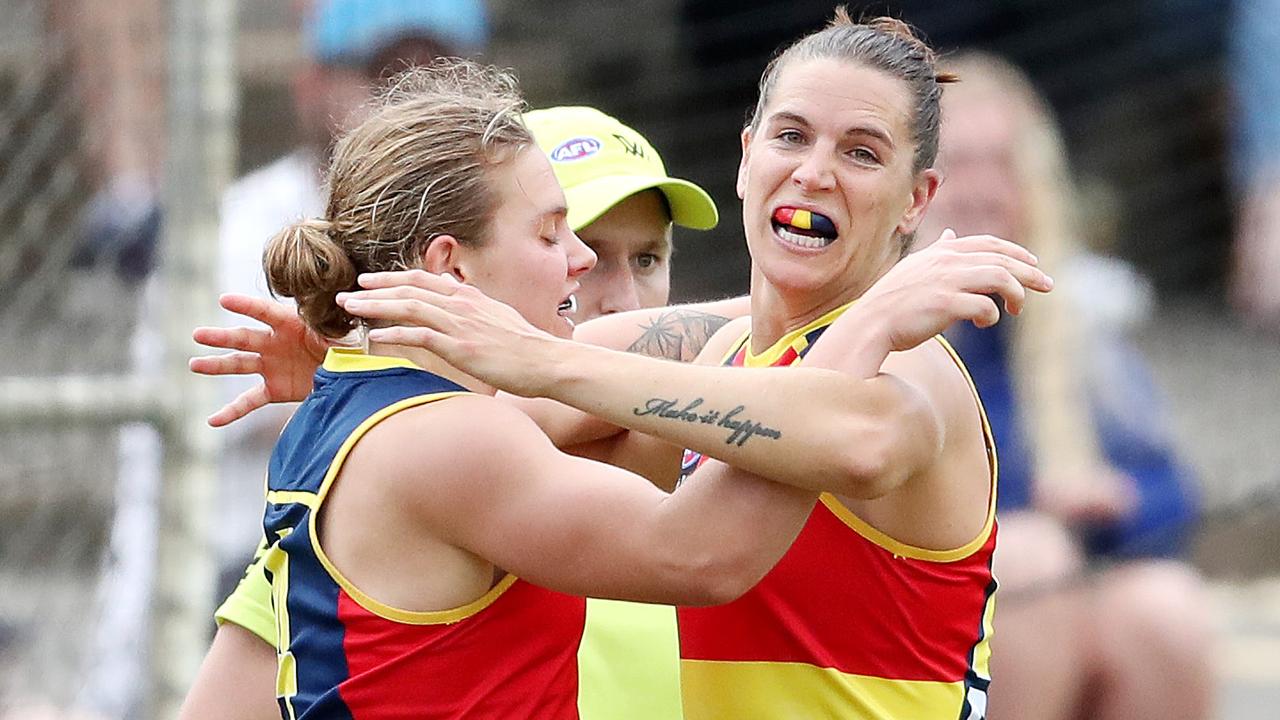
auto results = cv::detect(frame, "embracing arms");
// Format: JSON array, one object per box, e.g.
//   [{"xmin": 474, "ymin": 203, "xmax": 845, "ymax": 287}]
[
  {"xmin": 340, "ymin": 233, "xmax": 1051, "ymax": 499},
  {"xmin": 366, "ymin": 395, "xmax": 813, "ymax": 606},
  {"xmin": 189, "ymin": 294, "xmax": 750, "ymax": 430}
]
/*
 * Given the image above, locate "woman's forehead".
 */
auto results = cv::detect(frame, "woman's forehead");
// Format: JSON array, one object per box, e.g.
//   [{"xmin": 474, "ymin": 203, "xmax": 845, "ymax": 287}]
[
  {"xmin": 502, "ymin": 148, "xmax": 567, "ymax": 217},
  {"xmin": 767, "ymin": 58, "xmax": 912, "ymax": 131}
]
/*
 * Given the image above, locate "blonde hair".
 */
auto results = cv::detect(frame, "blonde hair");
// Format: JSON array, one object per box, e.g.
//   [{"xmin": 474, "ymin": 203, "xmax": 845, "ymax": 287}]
[
  {"xmin": 941, "ymin": 52, "xmax": 1106, "ymax": 483},
  {"xmin": 264, "ymin": 59, "xmax": 532, "ymax": 337}
]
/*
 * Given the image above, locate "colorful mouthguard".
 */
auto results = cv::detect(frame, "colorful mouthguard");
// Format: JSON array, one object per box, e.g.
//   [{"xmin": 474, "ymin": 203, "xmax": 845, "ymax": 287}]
[{"xmin": 773, "ymin": 207, "xmax": 837, "ymax": 236}]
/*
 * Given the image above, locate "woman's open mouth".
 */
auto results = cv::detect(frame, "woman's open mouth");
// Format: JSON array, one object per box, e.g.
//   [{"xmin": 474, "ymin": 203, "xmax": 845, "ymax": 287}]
[
  {"xmin": 772, "ymin": 207, "xmax": 838, "ymax": 250},
  {"xmin": 557, "ymin": 294, "xmax": 578, "ymax": 317}
]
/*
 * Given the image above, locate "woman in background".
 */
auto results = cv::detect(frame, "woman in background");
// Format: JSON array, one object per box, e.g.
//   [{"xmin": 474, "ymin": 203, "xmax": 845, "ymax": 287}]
[{"xmin": 919, "ymin": 52, "xmax": 1213, "ymax": 720}]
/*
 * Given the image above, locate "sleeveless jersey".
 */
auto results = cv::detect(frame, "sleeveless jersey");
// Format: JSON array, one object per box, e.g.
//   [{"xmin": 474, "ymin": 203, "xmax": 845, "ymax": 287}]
[
  {"xmin": 264, "ymin": 348, "xmax": 683, "ymax": 720},
  {"xmin": 676, "ymin": 304, "xmax": 999, "ymax": 720}
]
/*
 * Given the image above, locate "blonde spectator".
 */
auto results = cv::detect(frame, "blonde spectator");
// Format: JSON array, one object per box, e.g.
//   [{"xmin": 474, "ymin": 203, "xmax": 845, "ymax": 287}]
[{"xmin": 920, "ymin": 51, "xmax": 1214, "ymax": 720}]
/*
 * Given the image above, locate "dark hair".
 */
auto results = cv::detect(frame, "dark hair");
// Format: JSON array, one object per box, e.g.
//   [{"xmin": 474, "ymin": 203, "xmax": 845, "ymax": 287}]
[
  {"xmin": 263, "ymin": 58, "xmax": 532, "ymax": 338},
  {"xmin": 747, "ymin": 7, "xmax": 958, "ymax": 172}
]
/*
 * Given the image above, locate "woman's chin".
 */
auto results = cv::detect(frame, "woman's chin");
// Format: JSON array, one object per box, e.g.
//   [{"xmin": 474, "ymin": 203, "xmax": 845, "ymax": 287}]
[
  {"xmin": 756, "ymin": 257, "xmax": 838, "ymax": 297},
  {"xmin": 546, "ymin": 314, "xmax": 576, "ymax": 339}
]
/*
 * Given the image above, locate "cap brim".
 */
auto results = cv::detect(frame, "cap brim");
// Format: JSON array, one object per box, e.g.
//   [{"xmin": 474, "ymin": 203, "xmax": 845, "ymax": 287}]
[{"xmin": 563, "ymin": 175, "xmax": 719, "ymax": 232}]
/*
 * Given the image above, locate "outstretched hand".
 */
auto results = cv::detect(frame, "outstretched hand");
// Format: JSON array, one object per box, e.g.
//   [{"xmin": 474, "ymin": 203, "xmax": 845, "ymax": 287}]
[
  {"xmin": 189, "ymin": 294, "xmax": 330, "ymax": 426},
  {"xmin": 856, "ymin": 229, "xmax": 1054, "ymax": 355},
  {"xmin": 337, "ymin": 270, "xmax": 559, "ymax": 396}
]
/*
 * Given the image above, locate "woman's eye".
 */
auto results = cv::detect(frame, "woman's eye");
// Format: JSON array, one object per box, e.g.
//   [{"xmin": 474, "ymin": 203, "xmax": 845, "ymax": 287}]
[{"xmin": 850, "ymin": 147, "xmax": 879, "ymax": 164}]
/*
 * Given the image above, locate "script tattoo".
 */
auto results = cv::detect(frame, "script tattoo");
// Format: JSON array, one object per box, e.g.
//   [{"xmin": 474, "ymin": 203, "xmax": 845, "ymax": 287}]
[
  {"xmin": 632, "ymin": 397, "xmax": 782, "ymax": 447},
  {"xmin": 625, "ymin": 310, "xmax": 731, "ymax": 362}
]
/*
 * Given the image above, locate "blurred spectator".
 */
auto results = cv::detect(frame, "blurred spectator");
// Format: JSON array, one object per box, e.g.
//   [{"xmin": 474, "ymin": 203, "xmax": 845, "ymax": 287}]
[
  {"xmin": 918, "ymin": 52, "xmax": 1214, "ymax": 720},
  {"xmin": 51, "ymin": 0, "xmax": 166, "ymax": 282},
  {"xmin": 73, "ymin": 2, "xmax": 489, "ymax": 718},
  {"xmin": 1230, "ymin": 0, "xmax": 1280, "ymax": 329}
]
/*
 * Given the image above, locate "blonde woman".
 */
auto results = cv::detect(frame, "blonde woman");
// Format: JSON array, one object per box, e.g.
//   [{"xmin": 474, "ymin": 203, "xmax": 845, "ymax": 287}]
[{"xmin": 918, "ymin": 52, "xmax": 1212, "ymax": 720}]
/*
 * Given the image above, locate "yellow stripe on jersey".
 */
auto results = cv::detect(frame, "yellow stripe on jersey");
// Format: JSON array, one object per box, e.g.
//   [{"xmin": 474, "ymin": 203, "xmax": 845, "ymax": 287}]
[
  {"xmin": 265, "ymin": 530, "xmax": 299, "ymax": 718},
  {"xmin": 577, "ymin": 600, "xmax": 683, "ymax": 720},
  {"xmin": 266, "ymin": 490, "xmax": 320, "ymax": 511},
  {"xmin": 322, "ymin": 347, "xmax": 422, "ymax": 372},
  {"xmin": 740, "ymin": 300, "xmax": 856, "ymax": 367},
  {"xmin": 819, "ymin": 492, "xmax": 993, "ymax": 563},
  {"xmin": 934, "ymin": 336, "xmax": 1000, "ymax": 512},
  {"xmin": 680, "ymin": 660, "xmax": 964, "ymax": 720},
  {"xmin": 973, "ymin": 589, "xmax": 997, "ymax": 680}
]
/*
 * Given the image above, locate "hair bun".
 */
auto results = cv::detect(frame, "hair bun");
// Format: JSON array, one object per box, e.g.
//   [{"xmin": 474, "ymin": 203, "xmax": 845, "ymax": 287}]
[{"xmin": 262, "ymin": 216, "xmax": 359, "ymax": 338}]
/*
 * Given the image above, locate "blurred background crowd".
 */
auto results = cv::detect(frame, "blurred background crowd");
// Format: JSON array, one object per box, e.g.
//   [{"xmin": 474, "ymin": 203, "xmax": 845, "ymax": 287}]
[{"xmin": 0, "ymin": 0, "xmax": 1277, "ymax": 718}]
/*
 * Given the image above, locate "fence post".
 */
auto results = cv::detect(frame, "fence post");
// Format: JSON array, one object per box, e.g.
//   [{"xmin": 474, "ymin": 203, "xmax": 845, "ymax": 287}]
[{"xmin": 148, "ymin": 0, "xmax": 237, "ymax": 716}]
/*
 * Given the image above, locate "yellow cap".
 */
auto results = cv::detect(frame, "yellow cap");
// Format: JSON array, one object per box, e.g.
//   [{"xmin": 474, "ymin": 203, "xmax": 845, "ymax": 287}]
[{"xmin": 524, "ymin": 106, "xmax": 719, "ymax": 232}]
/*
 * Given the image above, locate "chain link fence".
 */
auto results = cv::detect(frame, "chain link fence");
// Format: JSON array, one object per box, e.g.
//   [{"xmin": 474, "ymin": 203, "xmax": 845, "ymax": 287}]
[{"xmin": 0, "ymin": 0, "xmax": 230, "ymax": 717}]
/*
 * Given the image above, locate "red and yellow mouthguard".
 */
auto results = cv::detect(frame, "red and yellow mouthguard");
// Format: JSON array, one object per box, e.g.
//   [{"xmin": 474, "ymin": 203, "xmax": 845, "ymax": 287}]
[{"xmin": 773, "ymin": 207, "xmax": 837, "ymax": 236}]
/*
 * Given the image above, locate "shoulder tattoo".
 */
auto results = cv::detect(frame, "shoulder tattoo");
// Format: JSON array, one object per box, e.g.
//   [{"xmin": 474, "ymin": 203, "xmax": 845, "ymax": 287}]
[{"xmin": 625, "ymin": 309, "xmax": 731, "ymax": 362}]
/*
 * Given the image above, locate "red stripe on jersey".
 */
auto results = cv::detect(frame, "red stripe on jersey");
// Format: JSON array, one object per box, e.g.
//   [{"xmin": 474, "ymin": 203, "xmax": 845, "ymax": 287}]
[
  {"xmin": 335, "ymin": 580, "xmax": 586, "ymax": 719},
  {"xmin": 678, "ymin": 505, "xmax": 996, "ymax": 682}
]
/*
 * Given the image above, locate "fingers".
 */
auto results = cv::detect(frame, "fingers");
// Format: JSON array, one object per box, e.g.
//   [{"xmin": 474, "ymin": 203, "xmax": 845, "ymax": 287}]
[
  {"xmin": 366, "ymin": 326, "xmax": 450, "ymax": 351},
  {"xmin": 219, "ymin": 294, "xmax": 295, "ymax": 327},
  {"xmin": 207, "ymin": 385, "xmax": 271, "ymax": 428},
  {"xmin": 357, "ymin": 270, "xmax": 461, "ymax": 293},
  {"xmin": 962, "ymin": 294, "xmax": 1002, "ymax": 329},
  {"xmin": 337, "ymin": 292, "xmax": 454, "ymax": 332},
  {"xmin": 940, "ymin": 233, "xmax": 1040, "ymax": 267},
  {"xmin": 193, "ymin": 325, "xmax": 271, "ymax": 353},
  {"xmin": 995, "ymin": 272, "xmax": 1028, "ymax": 316},
  {"xmin": 954, "ymin": 252, "xmax": 1053, "ymax": 293},
  {"xmin": 341, "ymin": 285, "xmax": 445, "ymax": 304},
  {"xmin": 188, "ymin": 351, "xmax": 263, "ymax": 377}
]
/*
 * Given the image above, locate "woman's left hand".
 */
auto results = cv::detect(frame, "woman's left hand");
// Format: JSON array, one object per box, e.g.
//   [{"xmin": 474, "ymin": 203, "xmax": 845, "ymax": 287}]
[
  {"xmin": 338, "ymin": 270, "xmax": 562, "ymax": 396},
  {"xmin": 190, "ymin": 293, "xmax": 330, "ymax": 426}
]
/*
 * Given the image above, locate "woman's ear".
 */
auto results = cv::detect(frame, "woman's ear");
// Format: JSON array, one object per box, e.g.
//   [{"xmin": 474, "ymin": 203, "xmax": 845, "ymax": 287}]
[
  {"xmin": 736, "ymin": 127, "xmax": 753, "ymax": 200},
  {"xmin": 418, "ymin": 234, "xmax": 468, "ymax": 282},
  {"xmin": 896, "ymin": 168, "xmax": 942, "ymax": 237}
]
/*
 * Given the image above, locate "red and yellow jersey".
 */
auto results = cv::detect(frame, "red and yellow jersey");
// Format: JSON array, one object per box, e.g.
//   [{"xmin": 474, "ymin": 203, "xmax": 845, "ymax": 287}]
[
  {"xmin": 264, "ymin": 348, "xmax": 683, "ymax": 720},
  {"xmin": 677, "ymin": 304, "xmax": 999, "ymax": 720}
]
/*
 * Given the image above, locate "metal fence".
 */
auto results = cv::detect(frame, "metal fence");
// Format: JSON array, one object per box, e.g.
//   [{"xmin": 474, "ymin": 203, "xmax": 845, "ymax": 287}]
[{"xmin": 0, "ymin": 0, "xmax": 231, "ymax": 717}]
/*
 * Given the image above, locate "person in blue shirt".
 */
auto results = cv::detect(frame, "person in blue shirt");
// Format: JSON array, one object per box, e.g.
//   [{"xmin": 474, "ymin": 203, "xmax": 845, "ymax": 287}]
[{"xmin": 920, "ymin": 52, "xmax": 1213, "ymax": 720}]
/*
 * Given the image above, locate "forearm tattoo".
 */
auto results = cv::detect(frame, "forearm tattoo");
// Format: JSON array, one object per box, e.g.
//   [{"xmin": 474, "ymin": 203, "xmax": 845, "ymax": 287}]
[
  {"xmin": 625, "ymin": 310, "xmax": 732, "ymax": 361},
  {"xmin": 633, "ymin": 396, "xmax": 782, "ymax": 447}
]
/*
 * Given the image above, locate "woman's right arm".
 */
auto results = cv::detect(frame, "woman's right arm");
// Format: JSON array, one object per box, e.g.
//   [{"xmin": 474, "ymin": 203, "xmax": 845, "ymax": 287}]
[
  {"xmin": 190, "ymin": 294, "xmax": 749, "ymax": 431},
  {"xmin": 370, "ymin": 395, "xmax": 815, "ymax": 606}
]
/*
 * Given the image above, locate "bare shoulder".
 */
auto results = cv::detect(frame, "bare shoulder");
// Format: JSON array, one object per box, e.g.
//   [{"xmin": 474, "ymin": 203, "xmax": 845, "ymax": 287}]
[
  {"xmin": 692, "ymin": 315, "xmax": 752, "ymax": 366},
  {"xmin": 624, "ymin": 306, "xmax": 747, "ymax": 362},
  {"xmin": 353, "ymin": 393, "xmax": 550, "ymax": 489},
  {"xmin": 881, "ymin": 338, "xmax": 972, "ymax": 402},
  {"xmin": 881, "ymin": 338, "xmax": 986, "ymax": 453}
]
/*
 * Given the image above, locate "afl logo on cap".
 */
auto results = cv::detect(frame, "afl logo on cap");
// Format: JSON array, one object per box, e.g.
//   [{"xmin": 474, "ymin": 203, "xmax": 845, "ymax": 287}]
[{"xmin": 550, "ymin": 137, "xmax": 602, "ymax": 162}]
